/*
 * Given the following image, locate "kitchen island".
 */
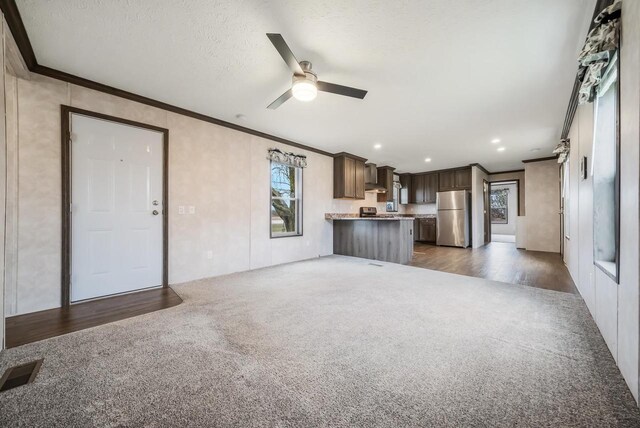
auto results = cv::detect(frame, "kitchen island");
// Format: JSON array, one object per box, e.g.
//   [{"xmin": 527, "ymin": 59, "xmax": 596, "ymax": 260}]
[{"xmin": 326, "ymin": 214, "xmax": 414, "ymax": 264}]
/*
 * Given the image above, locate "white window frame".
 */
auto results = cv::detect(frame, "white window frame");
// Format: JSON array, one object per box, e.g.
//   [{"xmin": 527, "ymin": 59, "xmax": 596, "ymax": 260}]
[
  {"xmin": 270, "ymin": 161, "xmax": 303, "ymax": 238},
  {"xmin": 591, "ymin": 51, "xmax": 619, "ymax": 283}
]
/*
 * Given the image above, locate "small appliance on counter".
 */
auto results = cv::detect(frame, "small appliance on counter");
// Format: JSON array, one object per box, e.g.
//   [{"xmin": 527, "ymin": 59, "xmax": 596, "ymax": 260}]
[
  {"xmin": 436, "ymin": 190, "xmax": 471, "ymax": 248},
  {"xmin": 359, "ymin": 207, "xmax": 378, "ymax": 217}
]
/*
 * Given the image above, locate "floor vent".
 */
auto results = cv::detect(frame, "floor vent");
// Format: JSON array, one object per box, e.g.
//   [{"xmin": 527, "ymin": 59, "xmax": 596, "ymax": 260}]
[
  {"xmin": 0, "ymin": 359, "xmax": 43, "ymax": 392},
  {"xmin": 369, "ymin": 262, "xmax": 383, "ymax": 267}
]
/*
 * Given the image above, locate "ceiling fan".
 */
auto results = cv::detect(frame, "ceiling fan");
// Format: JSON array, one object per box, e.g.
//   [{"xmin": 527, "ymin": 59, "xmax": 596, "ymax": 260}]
[{"xmin": 266, "ymin": 33, "xmax": 368, "ymax": 109}]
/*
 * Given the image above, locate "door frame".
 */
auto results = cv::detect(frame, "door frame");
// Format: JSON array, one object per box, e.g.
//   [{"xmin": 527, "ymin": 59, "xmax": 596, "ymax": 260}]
[
  {"xmin": 61, "ymin": 105, "xmax": 169, "ymax": 308},
  {"xmin": 483, "ymin": 179, "xmax": 491, "ymax": 244},
  {"xmin": 487, "ymin": 179, "xmax": 521, "ymax": 242},
  {"xmin": 489, "ymin": 179, "xmax": 521, "ymax": 216}
]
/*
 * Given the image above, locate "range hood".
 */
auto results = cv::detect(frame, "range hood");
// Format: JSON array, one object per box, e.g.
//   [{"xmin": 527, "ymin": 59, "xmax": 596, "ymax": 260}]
[{"xmin": 364, "ymin": 163, "xmax": 387, "ymax": 193}]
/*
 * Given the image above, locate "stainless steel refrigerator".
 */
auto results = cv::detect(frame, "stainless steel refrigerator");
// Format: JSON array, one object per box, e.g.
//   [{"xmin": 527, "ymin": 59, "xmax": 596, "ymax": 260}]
[{"xmin": 436, "ymin": 190, "xmax": 471, "ymax": 248}]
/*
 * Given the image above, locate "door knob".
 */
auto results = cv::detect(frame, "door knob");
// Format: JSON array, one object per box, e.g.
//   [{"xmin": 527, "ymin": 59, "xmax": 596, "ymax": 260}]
[{"xmin": 152, "ymin": 210, "xmax": 159, "ymax": 216}]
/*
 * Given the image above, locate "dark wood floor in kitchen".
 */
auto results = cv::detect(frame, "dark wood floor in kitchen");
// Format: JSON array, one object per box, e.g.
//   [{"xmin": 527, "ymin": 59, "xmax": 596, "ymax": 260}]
[{"xmin": 410, "ymin": 242, "xmax": 577, "ymax": 294}]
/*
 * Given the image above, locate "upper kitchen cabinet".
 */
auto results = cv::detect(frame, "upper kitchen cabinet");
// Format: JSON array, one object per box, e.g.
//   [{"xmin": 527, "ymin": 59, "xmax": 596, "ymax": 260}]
[
  {"xmin": 423, "ymin": 173, "xmax": 439, "ymax": 203},
  {"xmin": 410, "ymin": 174, "xmax": 423, "ymax": 203},
  {"xmin": 333, "ymin": 152, "xmax": 367, "ymax": 199},
  {"xmin": 454, "ymin": 168, "xmax": 472, "ymax": 188},
  {"xmin": 410, "ymin": 173, "xmax": 438, "ymax": 204},
  {"xmin": 439, "ymin": 168, "xmax": 471, "ymax": 191},
  {"xmin": 399, "ymin": 174, "xmax": 411, "ymax": 204},
  {"xmin": 377, "ymin": 166, "xmax": 395, "ymax": 202}
]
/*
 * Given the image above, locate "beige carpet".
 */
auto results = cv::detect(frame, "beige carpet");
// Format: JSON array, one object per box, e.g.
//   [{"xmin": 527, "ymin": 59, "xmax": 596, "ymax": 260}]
[{"xmin": 1, "ymin": 255, "xmax": 639, "ymax": 427}]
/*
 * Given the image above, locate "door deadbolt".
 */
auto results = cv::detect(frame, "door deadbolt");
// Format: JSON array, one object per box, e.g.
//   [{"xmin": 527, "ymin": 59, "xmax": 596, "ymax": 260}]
[{"xmin": 152, "ymin": 200, "xmax": 159, "ymax": 206}]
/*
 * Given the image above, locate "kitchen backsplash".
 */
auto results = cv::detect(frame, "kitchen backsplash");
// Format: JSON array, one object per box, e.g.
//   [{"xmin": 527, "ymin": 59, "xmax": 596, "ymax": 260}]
[
  {"xmin": 331, "ymin": 192, "xmax": 405, "ymax": 214},
  {"xmin": 331, "ymin": 194, "xmax": 437, "ymax": 215},
  {"xmin": 403, "ymin": 203, "xmax": 437, "ymax": 215}
]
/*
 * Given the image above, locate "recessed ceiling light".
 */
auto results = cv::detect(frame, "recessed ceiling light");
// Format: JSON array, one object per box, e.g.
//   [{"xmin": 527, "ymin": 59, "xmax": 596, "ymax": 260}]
[
  {"xmin": 491, "ymin": 138, "xmax": 501, "ymax": 144},
  {"xmin": 374, "ymin": 143, "xmax": 382, "ymax": 149},
  {"xmin": 530, "ymin": 148, "xmax": 541, "ymax": 152},
  {"xmin": 425, "ymin": 158, "xmax": 432, "ymax": 162},
  {"xmin": 497, "ymin": 147, "xmax": 506, "ymax": 152}
]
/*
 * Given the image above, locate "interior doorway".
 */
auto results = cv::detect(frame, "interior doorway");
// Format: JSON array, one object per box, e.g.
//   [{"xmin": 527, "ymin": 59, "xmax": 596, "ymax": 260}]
[
  {"xmin": 483, "ymin": 180, "xmax": 491, "ymax": 244},
  {"xmin": 62, "ymin": 107, "xmax": 169, "ymax": 305},
  {"xmin": 489, "ymin": 180, "xmax": 519, "ymax": 244}
]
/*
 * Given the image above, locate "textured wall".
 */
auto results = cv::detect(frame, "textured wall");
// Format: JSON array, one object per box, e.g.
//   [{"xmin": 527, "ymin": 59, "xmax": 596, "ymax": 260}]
[
  {"xmin": 616, "ymin": 0, "xmax": 640, "ymax": 402},
  {"xmin": 0, "ymin": 17, "xmax": 6, "ymax": 349},
  {"xmin": 6, "ymin": 74, "xmax": 335, "ymax": 315},
  {"xmin": 564, "ymin": 1, "xmax": 640, "ymax": 402},
  {"xmin": 524, "ymin": 160, "xmax": 560, "ymax": 253},
  {"xmin": 471, "ymin": 166, "xmax": 489, "ymax": 248}
]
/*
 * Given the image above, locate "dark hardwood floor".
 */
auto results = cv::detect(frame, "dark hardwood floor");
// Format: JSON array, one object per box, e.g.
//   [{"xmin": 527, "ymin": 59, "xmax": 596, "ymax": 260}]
[
  {"xmin": 5, "ymin": 287, "xmax": 182, "ymax": 348},
  {"xmin": 410, "ymin": 242, "xmax": 577, "ymax": 294}
]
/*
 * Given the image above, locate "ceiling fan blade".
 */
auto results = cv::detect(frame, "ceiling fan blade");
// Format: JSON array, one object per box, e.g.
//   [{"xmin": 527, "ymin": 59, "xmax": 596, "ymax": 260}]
[
  {"xmin": 317, "ymin": 81, "xmax": 368, "ymax": 99},
  {"xmin": 266, "ymin": 33, "xmax": 305, "ymax": 76},
  {"xmin": 267, "ymin": 89, "xmax": 293, "ymax": 109}
]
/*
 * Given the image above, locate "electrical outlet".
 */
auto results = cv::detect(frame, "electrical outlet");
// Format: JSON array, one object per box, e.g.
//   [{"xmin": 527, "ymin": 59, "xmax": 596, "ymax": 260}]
[
  {"xmin": 178, "ymin": 206, "xmax": 185, "ymax": 215},
  {"xmin": 189, "ymin": 206, "xmax": 196, "ymax": 214},
  {"xmin": 206, "ymin": 250, "xmax": 213, "ymax": 260}
]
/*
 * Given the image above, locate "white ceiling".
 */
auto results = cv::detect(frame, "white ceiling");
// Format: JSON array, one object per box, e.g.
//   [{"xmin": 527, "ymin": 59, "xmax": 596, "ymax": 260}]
[{"xmin": 17, "ymin": 0, "xmax": 594, "ymax": 172}]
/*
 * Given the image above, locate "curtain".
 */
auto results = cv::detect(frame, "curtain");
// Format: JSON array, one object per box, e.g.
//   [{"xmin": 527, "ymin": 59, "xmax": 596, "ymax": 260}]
[
  {"xmin": 267, "ymin": 148, "xmax": 307, "ymax": 168},
  {"xmin": 553, "ymin": 138, "xmax": 570, "ymax": 163},
  {"xmin": 577, "ymin": 0, "xmax": 621, "ymax": 105}
]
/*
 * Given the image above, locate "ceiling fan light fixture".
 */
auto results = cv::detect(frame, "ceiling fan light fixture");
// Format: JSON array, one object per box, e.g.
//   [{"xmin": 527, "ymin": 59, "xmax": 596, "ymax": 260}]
[{"xmin": 292, "ymin": 73, "xmax": 318, "ymax": 102}]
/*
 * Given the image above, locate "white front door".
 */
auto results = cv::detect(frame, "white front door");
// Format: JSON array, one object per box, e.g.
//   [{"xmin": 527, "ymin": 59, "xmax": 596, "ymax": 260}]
[{"xmin": 71, "ymin": 113, "xmax": 164, "ymax": 302}]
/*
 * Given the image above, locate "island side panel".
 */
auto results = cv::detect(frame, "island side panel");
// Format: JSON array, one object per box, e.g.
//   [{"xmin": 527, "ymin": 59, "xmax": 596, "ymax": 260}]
[{"xmin": 333, "ymin": 220, "xmax": 413, "ymax": 264}]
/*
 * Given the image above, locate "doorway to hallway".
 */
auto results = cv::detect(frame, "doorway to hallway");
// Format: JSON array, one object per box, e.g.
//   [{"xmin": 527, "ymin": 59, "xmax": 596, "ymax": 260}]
[{"xmin": 489, "ymin": 181, "xmax": 518, "ymax": 245}]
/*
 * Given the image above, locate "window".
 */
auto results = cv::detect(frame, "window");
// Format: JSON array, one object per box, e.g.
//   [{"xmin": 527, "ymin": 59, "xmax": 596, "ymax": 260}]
[
  {"xmin": 270, "ymin": 162, "xmax": 302, "ymax": 237},
  {"xmin": 592, "ymin": 52, "xmax": 619, "ymax": 281},
  {"xmin": 490, "ymin": 188, "xmax": 509, "ymax": 224}
]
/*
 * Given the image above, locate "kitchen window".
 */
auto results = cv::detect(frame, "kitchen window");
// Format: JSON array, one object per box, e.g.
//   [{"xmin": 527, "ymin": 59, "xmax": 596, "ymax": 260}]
[
  {"xmin": 270, "ymin": 161, "xmax": 303, "ymax": 237},
  {"xmin": 592, "ymin": 52, "xmax": 619, "ymax": 282}
]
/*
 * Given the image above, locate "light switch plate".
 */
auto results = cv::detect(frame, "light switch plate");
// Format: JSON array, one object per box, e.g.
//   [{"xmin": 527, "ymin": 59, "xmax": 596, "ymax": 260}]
[
  {"xmin": 188, "ymin": 206, "xmax": 196, "ymax": 214},
  {"xmin": 178, "ymin": 206, "xmax": 185, "ymax": 215}
]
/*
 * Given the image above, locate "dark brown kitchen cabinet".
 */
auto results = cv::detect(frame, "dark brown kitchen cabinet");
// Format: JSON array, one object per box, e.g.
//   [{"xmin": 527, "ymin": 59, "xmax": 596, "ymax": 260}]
[
  {"xmin": 410, "ymin": 174, "xmax": 425, "ymax": 204},
  {"xmin": 410, "ymin": 173, "xmax": 438, "ymax": 204},
  {"xmin": 334, "ymin": 153, "xmax": 366, "ymax": 199},
  {"xmin": 421, "ymin": 218, "xmax": 437, "ymax": 242},
  {"xmin": 414, "ymin": 217, "xmax": 436, "ymax": 243},
  {"xmin": 454, "ymin": 168, "xmax": 472, "ymax": 189},
  {"xmin": 377, "ymin": 166, "xmax": 395, "ymax": 202},
  {"xmin": 399, "ymin": 174, "xmax": 411, "ymax": 204},
  {"xmin": 438, "ymin": 170, "xmax": 456, "ymax": 191},
  {"xmin": 439, "ymin": 168, "xmax": 471, "ymax": 191},
  {"xmin": 355, "ymin": 160, "xmax": 365, "ymax": 199},
  {"xmin": 423, "ymin": 173, "xmax": 438, "ymax": 203}
]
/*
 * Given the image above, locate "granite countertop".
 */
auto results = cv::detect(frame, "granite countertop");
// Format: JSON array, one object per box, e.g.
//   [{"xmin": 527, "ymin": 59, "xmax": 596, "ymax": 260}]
[
  {"xmin": 325, "ymin": 213, "xmax": 415, "ymax": 221},
  {"xmin": 325, "ymin": 213, "xmax": 436, "ymax": 220}
]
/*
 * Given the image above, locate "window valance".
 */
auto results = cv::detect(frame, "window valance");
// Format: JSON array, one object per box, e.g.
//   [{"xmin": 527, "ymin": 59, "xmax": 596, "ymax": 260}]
[
  {"xmin": 553, "ymin": 138, "xmax": 570, "ymax": 163},
  {"xmin": 267, "ymin": 148, "xmax": 307, "ymax": 168},
  {"xmin": 577, "ymin": 0, "xmax": 621, "ymax": 105}
]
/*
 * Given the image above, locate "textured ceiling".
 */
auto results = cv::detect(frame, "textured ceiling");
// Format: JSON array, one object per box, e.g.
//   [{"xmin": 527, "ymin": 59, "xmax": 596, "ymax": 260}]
[{"xmin": 17, "ymin": 0, "xmax": 594, "ymax": 172}]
